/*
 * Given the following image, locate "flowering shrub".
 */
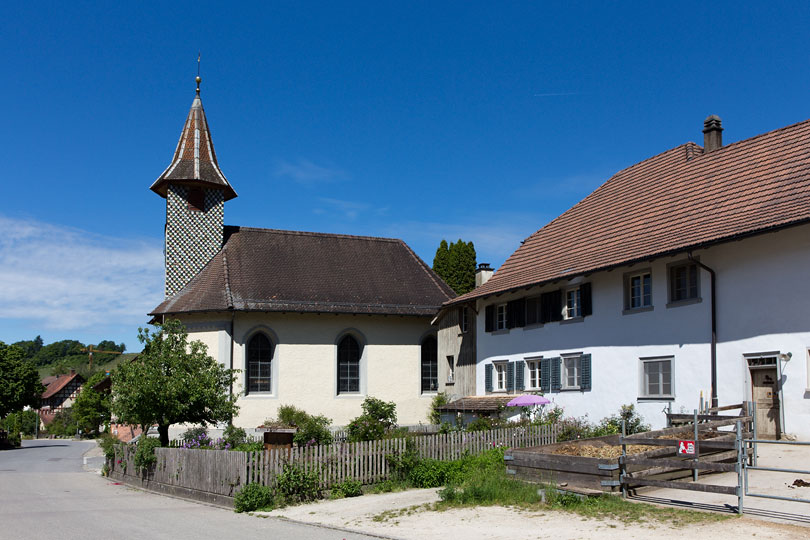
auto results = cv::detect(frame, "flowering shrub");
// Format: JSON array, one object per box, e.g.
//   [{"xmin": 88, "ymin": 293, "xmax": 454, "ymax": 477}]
[
  {"xmin": 181, "ymin": 432, "xmax": 233, "ymax": 450},
  {"xmin": 346, "ymin": 397, "xmax": 397, "ymax": 442}
]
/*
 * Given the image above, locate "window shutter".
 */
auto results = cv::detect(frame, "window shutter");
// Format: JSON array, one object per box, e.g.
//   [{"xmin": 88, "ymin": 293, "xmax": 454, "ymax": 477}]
[
  {"xmin": 580, "ymin": 354, "xmax": 592, "ymax": 391},
  {"xmin": 506, "ymin": 299, "xmax": 526, "ymax": 329},
  {"xmin": 581, "ymin": 282, "xmax": 592, "ymax": 317},
  {"xmin": 550, "ymin": 357, "xmax": 562, "ymax": 392},
  {"xmin": 540, "ymin": 359, "xmax": 551, "ymax": 392},
  {"xmin": 549, "ymin": 290, "xmax": 563, "ymax": 322},
  {"xmin": 506, "ymin": 362, "xmax": 515, "ymax": 391},
  {"xmin": 485, "ymin": 363, "xmax": 493, "ymax": 392},
  {"xmin": 526, "ymin": 297, "xmax": 538, "ymax": 325},
  {"xmin": 515, "ymin": 360, "xmax": 525, "ymax": 390},
  {"xmin": 540, "ymin": 292, "xmax": 553, "ymax": 323},
  {"xmin": 485, "ymin": 305, "xmax": 495, "ymax": 332}
]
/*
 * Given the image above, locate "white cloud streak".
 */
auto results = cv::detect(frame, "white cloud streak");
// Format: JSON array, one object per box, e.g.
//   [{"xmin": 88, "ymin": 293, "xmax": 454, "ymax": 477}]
[
  {"xmin": 0, "ymin": 215, "xmax": 164, "ymax": 332},
  {"xmin": 274, "ymin": 159, "xmax": 345, "ymax": 184}
]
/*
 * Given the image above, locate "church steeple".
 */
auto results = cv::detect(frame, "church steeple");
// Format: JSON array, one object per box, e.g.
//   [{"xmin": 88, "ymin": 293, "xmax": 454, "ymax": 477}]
[
  {"xmin": 150, "ymin": 77, "xmax": 237, "ymax": 200},
  {"xmin": 154, "ymin": 78, "xmax": 236, "ymax": 298}
]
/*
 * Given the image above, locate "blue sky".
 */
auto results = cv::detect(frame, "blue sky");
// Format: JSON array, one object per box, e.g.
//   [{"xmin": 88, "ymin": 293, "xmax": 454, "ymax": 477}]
[{"xmin": 2, "ymin": 2, "xmax": 810, "ymax": 351}]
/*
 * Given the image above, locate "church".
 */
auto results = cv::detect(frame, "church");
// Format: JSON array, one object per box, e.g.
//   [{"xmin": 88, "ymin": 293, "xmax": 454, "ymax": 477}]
[{"xmin": 148, "ymin": 78, "xmax": 454, "ymax": 428}]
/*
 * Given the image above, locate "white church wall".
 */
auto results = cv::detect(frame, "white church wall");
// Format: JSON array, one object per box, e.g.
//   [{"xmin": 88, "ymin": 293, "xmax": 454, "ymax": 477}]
[
  {"xmin": 475, "ymin": 224, "xmax": 810, "ymax": 439},
  {"xmin": 178, "ymin": 312, "xmax": 437, "ymax": 428}
]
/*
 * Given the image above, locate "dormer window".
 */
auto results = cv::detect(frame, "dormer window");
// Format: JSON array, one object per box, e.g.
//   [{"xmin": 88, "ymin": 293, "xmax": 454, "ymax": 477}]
[{"xmin": 187, "ymin": 188, "xmax": 205, "ymax": 212}]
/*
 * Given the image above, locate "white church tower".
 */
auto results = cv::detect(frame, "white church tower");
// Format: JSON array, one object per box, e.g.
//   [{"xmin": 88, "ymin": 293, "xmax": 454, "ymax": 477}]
[{"xmin": 150, "ymin": 76, "xmax": 237, "ymax": 297}]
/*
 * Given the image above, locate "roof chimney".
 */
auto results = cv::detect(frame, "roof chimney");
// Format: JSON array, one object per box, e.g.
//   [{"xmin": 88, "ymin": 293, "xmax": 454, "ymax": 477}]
[
  {"xmin": 703, "ymin": 115, "xmax": 723, "ymax": 152},
  {"xmin": 475, "ymin": 263, "xmax": 494, "ymax": 288}
]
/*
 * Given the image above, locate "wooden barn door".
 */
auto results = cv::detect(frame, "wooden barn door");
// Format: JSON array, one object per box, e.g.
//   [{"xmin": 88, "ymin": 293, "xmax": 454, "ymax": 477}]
[{"xmin": 751, "ymin": 367, "xmax": 781, "ymax": 439}]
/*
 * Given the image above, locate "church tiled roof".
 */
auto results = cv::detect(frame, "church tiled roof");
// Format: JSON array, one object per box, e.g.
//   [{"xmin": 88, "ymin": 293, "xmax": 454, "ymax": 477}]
[
  {"xmin": 449, "ymin": 117, "xmax": 810, "ymax": 305},
  {"xmin": 150, "ymin": 226, "xmax": 456, "ymax": 317},
  {"xmin": 150, "ymin": 84, "xmax": 237, "ymax": 201}
]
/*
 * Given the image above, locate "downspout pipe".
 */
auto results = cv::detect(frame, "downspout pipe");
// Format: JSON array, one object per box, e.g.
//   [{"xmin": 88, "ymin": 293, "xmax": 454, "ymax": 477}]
[
  {"xmin": 229, "ymin": 309, "xmax": 235, "ymax": 424},
  {"xmin": 688, "ymin": 253, "xmax": 718, "ymax": 408}
]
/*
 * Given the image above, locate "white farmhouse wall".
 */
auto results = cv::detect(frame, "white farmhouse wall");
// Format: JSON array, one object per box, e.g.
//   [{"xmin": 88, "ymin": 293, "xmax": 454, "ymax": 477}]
[
  {"xmin": 177, "ymin": 312, "xmax": 436, "ymax": 428},
  {"xmin": 476, "ymin": 224, "xmax": 810, "ymax": 439}
]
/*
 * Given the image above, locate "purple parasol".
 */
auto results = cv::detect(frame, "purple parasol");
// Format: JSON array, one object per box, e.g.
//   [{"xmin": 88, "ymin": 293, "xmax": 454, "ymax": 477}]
[{"xmin": 506, "ymin": 394, "xmax": 551, "ymax": 407}]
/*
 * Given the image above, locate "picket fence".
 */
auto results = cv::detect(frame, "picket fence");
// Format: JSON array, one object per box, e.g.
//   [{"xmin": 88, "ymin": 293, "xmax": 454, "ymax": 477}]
[{"xmin": 110, "ymin": 424, "xmax": 558, "ymax": 497}]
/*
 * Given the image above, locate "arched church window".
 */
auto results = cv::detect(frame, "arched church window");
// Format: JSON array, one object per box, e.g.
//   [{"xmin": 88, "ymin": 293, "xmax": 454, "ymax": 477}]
[
  {"xmin": 421, "ymin": 336, "xmax": 438, "ymax": 393},
  {"xmin": 187, "ymin": 188, "xmax": 205, "ymax": 212},
  {"xmin": 247, "ymin": 333, "xmax": 273, "ymax": 393},
  {"xmin": 337, "ymin": 335, "xmax": 361, "ymax": 394}
]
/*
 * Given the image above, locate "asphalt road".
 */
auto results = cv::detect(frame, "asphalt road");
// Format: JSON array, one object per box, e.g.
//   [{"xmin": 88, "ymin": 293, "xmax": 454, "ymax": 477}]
[{"xmin": 0, "ymin": 440, "xmax": 383, "ymax": 540}]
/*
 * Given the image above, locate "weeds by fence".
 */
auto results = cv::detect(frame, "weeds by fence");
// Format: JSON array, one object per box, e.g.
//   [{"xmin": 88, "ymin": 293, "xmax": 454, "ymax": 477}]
[{"xmin": 110, "ymin": 423, "xmax": 558, "ymax": 498}]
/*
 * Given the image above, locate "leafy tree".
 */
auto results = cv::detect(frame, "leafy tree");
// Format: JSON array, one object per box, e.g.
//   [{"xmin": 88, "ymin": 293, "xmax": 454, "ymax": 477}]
[
  {"xmin": 32, "ymin": 340, "xmax": 84, "ymax": 366},
  {"xmin": 72, "ymin": 371, "xmax": 111, "ymax": 436},
  {"xmin": 94, "ymin": 340, "xmax": 126, "ymax": 353},
  {"xmin": 0, "ymin": 342, "xmax": 44, "ymax": 418},
  {"xmin": 432, "ymin": 239, "xmax": 477, "ymax": 294},
  {"xmin": 47, "ymin": 408, "xmax": 79, "ymax": 437},
  {"xmin": 346, "ymin": 396, "xmax": 397, "ymax": 442},
  {"xmin": 12, "ymin": 336, "xmax": 43, "ymax": 358},
  {"xmin": 111, "ymin": 319, "xmax": 239, "ymax": 446}
]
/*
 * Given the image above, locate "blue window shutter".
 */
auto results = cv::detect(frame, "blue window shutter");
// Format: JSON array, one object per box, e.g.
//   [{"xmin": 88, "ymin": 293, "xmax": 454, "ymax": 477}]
[
  {"xmin": 485, "ymin": 305, "xmax": 495, "ymax": 332},
  {"xmin": 506, "ymin": 362, "xmax": 515, "ymax": 391},
  {"xmin": 540, "ymin": 359, "xmax": 551, "ymax": 392},
  {"xmin": 485, "ymin": 363, "xmax": 493, "ymax": 392},
  {"xmin": 550, "ymin": 357, "xmax": 562, "ymax": 392},
  {"xmin": 580, "ymin": 354, "xmax": 592, "ymax": 390},
  {"xmin": 515, "ymin": 360, "xmax": 525, "ymax": 390},
  {"xmin": 581, "ymin": 283, "xmax": 593, "ymax": 317}
]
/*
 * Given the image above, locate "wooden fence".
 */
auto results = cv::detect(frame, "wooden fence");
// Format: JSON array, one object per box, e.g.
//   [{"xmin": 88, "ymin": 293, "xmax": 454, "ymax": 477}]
[{"xmin": 110, "ymin": 423, "xmax": 558, "ymax": 498}]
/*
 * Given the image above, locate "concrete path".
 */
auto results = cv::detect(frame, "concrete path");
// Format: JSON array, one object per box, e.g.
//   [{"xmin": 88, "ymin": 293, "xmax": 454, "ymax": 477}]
[
  {"xmin": 0, "ymin": 439, "xmax": 381, "ymax": 540},
  {"xmin": 632, "ymin": 441, "xmax": 810, "ymax": 525}
]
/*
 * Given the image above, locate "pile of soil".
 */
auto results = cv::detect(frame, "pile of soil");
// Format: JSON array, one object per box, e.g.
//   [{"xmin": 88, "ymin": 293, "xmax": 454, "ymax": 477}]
[{"xmin": 552, "ymin": 443, "xmax": 653, "ymax": 458}]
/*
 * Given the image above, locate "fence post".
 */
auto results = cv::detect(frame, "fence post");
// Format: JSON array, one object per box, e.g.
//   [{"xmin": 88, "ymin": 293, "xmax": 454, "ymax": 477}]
[
  {"xmin": 693, "ymin": 409, "xmax": 699, "ymax": 482},
  {"xmin": 736, "ymin": 420, "xmax": 744, "ymax": 515},
  {"xmin": 620, "ymin": 419, "xmax": 627, "ymax": 499}
]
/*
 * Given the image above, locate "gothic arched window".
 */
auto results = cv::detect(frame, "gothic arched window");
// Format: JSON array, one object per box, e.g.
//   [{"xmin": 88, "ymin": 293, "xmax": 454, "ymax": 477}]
[
  {"xmin": 421, "ymin": 336, "xmax": 438, "ymax": 393},
  {"xmin": 247, "ymin": 333, "xmax": 273, "ymax": 393},
  {"xmin": 337, "ymin": 335, "xmax": 361, "ymax": 394}
]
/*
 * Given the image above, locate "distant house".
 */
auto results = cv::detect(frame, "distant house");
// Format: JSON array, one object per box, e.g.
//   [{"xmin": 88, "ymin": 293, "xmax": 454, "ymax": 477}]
[
  {"xmin": 443, "ymin": 115, "xmax": 810, "ymax": 440},
  {"xmin": 146, "ymin": 79, "xmax": 454, "ymax": 429},
  {"xmin": 39, "ymin": 370, "xmax": 84, "ymax": 426}
]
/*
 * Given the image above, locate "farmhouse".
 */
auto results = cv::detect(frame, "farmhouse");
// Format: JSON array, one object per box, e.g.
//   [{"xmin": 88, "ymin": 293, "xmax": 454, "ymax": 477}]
[
  {"xmin": 441, "ymin": 115, "xmax": 810, "ymax": 440},
  {"xmin": 148, "ymin": 79, "xmax": 454, "ymax": 428},
  {"xmin": 39, "ymin": 370, "xmax": 84, "ymax": 427}
]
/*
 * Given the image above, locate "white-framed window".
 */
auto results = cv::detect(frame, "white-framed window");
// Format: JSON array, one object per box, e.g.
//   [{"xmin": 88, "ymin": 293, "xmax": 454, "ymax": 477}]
[
  {"xmin": 562, "ymin": 355, "xmax": 581, "ymax": 389},
  {"xmin": 640, "ymin": 356, "xmax": 673, "ymax": 398},
  {"xmin": 668, "ymin": 262, "xmax": 699, "ymax": 303},
  {"xmin": 496, "ymin": 304, "xmax": 507, "ymax": 330},
  {"xmin": 626, "ymin": 271, "xmax": 652, "ymax": 309},
  {"xmin": 460, "ymin": 307, "xmax": 469, "ymax": 333},
  {"xmin": 564, "ymin": 287, "xmax": 581, "ymax": 319},
  {"xmin": 526, "ymin": 358, "xmax": 542, "ymax": 389},
  {"xmin": 494, "ymin": 362, "xmax": 507, "ymax": 391}
]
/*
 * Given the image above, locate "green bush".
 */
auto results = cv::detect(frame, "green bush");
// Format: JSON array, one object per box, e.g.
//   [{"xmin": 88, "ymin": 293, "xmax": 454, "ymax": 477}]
[
  {"xmin": 593, "ymin": 405, "xmax": 650, "ymax": 436},
  {"xmin": 223, "ymin": 424, "xmax": 248, "ymax": 448},
  {"xmin": 181, "ymin": 425, "xmax": 208, "ymax": 443},
  {"xmin": 234, "ymin": 483, "xmax": 274, "ymax": 513},
  {"xmin": 274, "ymin": 405, "xmax": 334, "ymax": 447},
  {"xmin": 428, "ymin": 392, "xmax": 449, "ymax": 424},
  {"xmin": 347, "ymin": 397, "xmax": 397, "ymax": 442},
  {"xmin": 4, "ymin": 430, "xmax": 21, "ymax": 447},
  {"xmin": 233, "ymin": 441, "xmax": 264, "ymax": 452},
  {"xmin": 438, "ymin": 449, "xmax": 539, "ymax": 506},
  {"xmin": 465, "ymin": 416, "xmax": 504, "ymax": 432},
  {"xmin": 2, "ymin": 410, "xmax": 39, "ymax": 437},
  {"xmin": 134, "ymin": 437, "xmax": 162, "ymax": 471},
  {"xmin": 385, "ymin": 438, "xmax": 421, "ymax": 482},
  {"xmin": 330, "ymin": 478, "xmax": 363, "ymax": 499},
  {"xmin": 98, "ymin": 432, "xmax": 119, "ymax": 461},
  {"xmin": 47, "ymin": 408, "xmax": 79, "ymax": 437},
  {"xmin": 276, "ymin": 465, "xmax": 322, "ymax": 504}
]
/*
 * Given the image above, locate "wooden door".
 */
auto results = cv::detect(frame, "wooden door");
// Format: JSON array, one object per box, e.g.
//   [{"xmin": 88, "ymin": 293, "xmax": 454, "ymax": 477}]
[{"xmin": 752, "ymin": 368, "xmax": 781, "ymax": 439}]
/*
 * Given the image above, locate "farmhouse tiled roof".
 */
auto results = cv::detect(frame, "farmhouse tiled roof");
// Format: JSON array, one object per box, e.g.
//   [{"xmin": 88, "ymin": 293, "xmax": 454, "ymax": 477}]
[
  {"xmin": 150, "ymin": 226, "xmax": 455, "ymax": 317},
  {"xmin": 150, "ymin": 84, "xmax": 237, "ymax": 201},
  {"xmin": 450, "ymin": 118, "xmax": 810, "ymax": 304},
  {"xmin": 41, "ymin": 372, "xmax": 83, "ymax": 400}
]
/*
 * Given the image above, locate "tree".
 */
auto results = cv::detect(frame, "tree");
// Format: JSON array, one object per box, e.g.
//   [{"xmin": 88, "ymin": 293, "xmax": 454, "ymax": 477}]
[
  {"xmin": 432, "ymin": 239, "xmax": 477, "ymax": 294},
  {"xmin": 0, "ymin": 342, "xmax": 44, "ymax": 418},
  {"xmin": 346, "ymin": 396, "xmax": 397, "ymax": 442},
  {"xmin": 72, "ymin": 371, "xmax": 111, "ymax": 436},
  {"xmin": 111, "ymin": 319, "xmax": 239, "ymax": 446}
]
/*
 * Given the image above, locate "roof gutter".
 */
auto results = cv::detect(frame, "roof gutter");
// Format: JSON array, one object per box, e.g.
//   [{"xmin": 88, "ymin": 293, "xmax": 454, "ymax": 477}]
[{"xmin": 688, "ymin": 252, "xmax": 718, "ymax": 409}]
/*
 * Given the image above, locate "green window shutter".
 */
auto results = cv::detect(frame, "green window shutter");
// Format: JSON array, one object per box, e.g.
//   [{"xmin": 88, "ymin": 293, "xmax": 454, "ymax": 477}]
[
  {"xmin": 506, "ymin": 362, "xmax": 515, "ymax": 391},
  {"xmin": 550, "ymin": 289, "xmax": 563, "ymax": 322},
  {"xmin": 507, "ymin": 298, "xmax": 526, "ymax": 328},
  {"xmin": 550, "ymin": 357, "xmax": 562, "ymax": 392},
  {"xmin": 515, "ymin": 360, "xmax": 525, "ymax": 390},
  {"xmin": 580, "ymin": 354, "xmax": 592, "ymax": 390},
  {"xmin": 539, "ymin": 292, "xmax": 553, "ymax": 323},
  {"xmin": 485, "ymin": 363, "xmax": 493, "ymax": 392},
  {"xmin": 540, "ymin": 359, "xmax": 551, "ymax": 392},
  {"xmin": 581, "ymin": 282, "xmax": 593, "ymax": 317},
  {"xmin": 485, "ymin": 305, "xmax": 495, "ymax": 332}
]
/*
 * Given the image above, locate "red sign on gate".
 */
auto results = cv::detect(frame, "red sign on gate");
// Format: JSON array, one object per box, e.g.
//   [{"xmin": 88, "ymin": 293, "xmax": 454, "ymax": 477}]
[{"xmin": 677, "ymin": 440, "xmax": 696, "ymax": 456}]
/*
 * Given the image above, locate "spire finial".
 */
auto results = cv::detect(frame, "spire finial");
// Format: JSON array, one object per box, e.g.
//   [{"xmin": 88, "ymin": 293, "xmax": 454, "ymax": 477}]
[{"xmin": 196, "ymin": 52, "xmax": 201, "ymax": 94}]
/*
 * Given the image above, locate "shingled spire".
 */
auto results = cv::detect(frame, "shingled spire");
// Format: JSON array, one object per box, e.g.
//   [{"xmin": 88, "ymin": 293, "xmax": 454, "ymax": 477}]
[{"xmin": 154, "ymin": 77, "xmax": 237, "ymax": 298}]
